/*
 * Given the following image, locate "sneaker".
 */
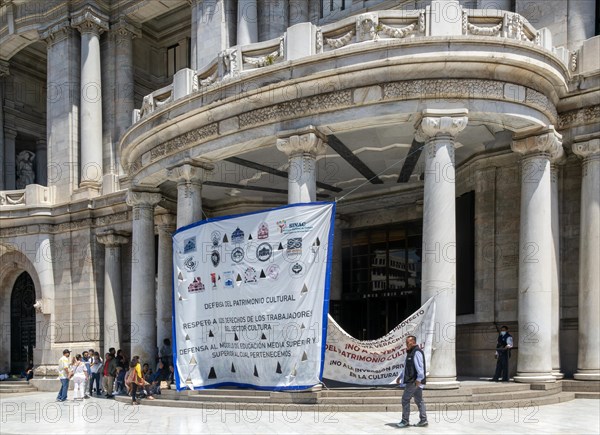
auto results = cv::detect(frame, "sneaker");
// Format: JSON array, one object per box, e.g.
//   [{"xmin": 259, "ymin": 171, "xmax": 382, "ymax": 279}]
[
  {"xmin": 416, "ymin": 420, "xmax": 429, "ymax": 427},
  {"xmin": 396, "ymin": 421, "xmax": 410, "ymax": 428}
]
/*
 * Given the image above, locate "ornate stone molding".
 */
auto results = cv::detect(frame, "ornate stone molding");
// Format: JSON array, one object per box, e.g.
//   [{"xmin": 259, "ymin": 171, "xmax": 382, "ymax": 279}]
[
  {"xmin": 559, "ymin": 105, "xmax": 600, "ymax": 129},
  {"xmin": 572, "ymin": 137, "xmax": 600, "ymax": 162},
  {"xmin": 126, "ymin": 190, "xmax": 161, "ymax": 208},
  {"xmin": 511, "ymin": 126, "xmax": 564, "ymax": 160},
  {"xmin": 71, "ymin": 6, "xmax": 109, "ymax": 35},
  {"xmin": 39, "ymin": 19, "xmax": 72, "ymax": 47},
  {"xmin": 416, "ymin": 109, "xmax": 469, "ymax": 140},
  {"xmin": 167, "ymin": 161, "xmax": 214, "ymax": 186},
  {"xmin": 112, "ymin": 17, "xmax": 142, "ymax": 42},
  {"xmin": 276, "ymin": 126, "xmax": 327, "ymax": 158},
  {"xmin": 97, "ymin": 230, "xmax": 130, "ymax": 247}
]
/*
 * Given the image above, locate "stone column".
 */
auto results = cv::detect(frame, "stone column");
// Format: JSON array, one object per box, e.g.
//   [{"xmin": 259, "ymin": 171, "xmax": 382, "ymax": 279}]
[
  {"xmin": 156, "ymin": 213, "xmax": 176, "ymax": 352},
  {"xmin": 289, "ymin": 0, "xmax": 309, "ymax": 26},
  {"xmin": 573, "ymin": 137, "xmax": 600, "ymax": 381},
  {"xmin": 113, "ymin": 19, "xmax": 140, "ymax": 144},
  {"xmin": 72, "ymin": 7, "xmax": 109, "ymax": 190},
  {"xmin": 97, "ymin": 230, "xmax": 129, "ymax": 354},
  {"xmin": 550, "ymin": 159, "xmax": 563, "ymax": 379},
  {"xmin": 36, "ymin": 139, "xmax": 47, "ymax": 186},
  {"xmin": 238, "ymin": 0, "xmax": 258, "ymax": 45},
  {"xmin": 167, "ymin": 162, "xmax": 213, "ymax": 228},
  {"xmin": 276, "ymin": 126, "xmax": 326, "ymax": 204},
  {"xmin": 0, "ymin": 60, "xmax": 8, "ymax": 190},
  {"xmin": 511, "ymin": 127, "xmax": 563, "ymax": 383},
  {"xmin": 190, "ymin": 0, "xmax": 232, "ymax": 71},
  {"xmin": 416, "ymin": 109, "xmax": 468, "ymax": 389},
  {"xmin": 259, "ymin": 0, "xmax": 288, "ymax": 41},
  {"xmin": 40, "ymin": 19, "xmax": 80, "ymax": 201},
  {"xmin": 3, "ymin": 127, "xmax": 16, "ymax": 190},
  {"xmin": 330, "ymin": 217, "xmax": 347, "ymax": 301},
  {"xmin": 126, "ymin": 190, "xmax": 162, "ymax": 365}
]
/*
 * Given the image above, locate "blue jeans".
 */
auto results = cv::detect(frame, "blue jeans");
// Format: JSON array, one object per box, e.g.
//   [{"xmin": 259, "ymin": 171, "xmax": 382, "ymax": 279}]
[
  {"xmin": 57, "ymin": 378, "xmax": 69, "ymax": 401},
  {"xmin": 89, "ymin": 373, "xmax": 101, "ymax": 395}
]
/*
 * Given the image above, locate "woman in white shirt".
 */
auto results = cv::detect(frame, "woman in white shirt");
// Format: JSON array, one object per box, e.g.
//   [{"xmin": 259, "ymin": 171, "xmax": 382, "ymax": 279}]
[{"xmin": 71, "ymin": 354, "xmax": 88, "ymax": 401}]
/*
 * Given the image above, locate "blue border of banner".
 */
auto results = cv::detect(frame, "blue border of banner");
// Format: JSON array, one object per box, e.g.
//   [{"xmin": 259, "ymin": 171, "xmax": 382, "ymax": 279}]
[{"xmin": 171, "ymin": 201, "xmax": 335, "ymax": 391}]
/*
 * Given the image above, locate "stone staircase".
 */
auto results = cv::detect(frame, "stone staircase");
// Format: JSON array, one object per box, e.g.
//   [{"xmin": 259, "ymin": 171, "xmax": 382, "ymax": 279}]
[
  {"xmin": 114, "ymin": 380, "xmax": 595, "ymax": 411},
  {"xmin": 0, "ymin": 380, "xmax": 38, "ymax": 394}
]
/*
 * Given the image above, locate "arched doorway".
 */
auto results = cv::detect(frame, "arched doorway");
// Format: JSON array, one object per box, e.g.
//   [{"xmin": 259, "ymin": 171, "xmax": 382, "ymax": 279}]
[{"xmin": 10, "ymin": 272, "xmax": 36, "ymax": 374}]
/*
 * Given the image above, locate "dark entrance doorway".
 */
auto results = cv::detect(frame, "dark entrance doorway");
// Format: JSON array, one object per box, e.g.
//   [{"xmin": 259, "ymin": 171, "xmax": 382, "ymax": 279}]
[{"xmin": 10, "ymin": 272, "xmax": 36, "ymax": 374}]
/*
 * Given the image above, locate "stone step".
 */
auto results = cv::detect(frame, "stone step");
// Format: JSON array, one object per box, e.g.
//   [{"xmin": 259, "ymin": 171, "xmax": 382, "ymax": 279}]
[
  {"xmin": 114, "ymin": 392, "xmax": 575, "ymax": 412},
  {"xmin": 0, "ymin": 386, "xmax": 38, "ymax": 393},
  {"xmin": 561, "ymin": 380, "xmax": 600, "ymax": 393},
  {"xmin": 574, "ymin": 392, "xmax": 600, "ymax": 399}
]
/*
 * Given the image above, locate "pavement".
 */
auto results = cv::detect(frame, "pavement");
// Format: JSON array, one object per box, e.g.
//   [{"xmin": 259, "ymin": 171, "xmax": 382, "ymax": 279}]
[{"xmin": 0, "ymin": 391, "xmax": 598, "ymax": 434}]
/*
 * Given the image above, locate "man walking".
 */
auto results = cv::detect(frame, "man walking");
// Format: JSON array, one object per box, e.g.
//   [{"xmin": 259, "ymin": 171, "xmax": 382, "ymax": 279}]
[
  {"xmin": 396, "ymin": 336, "xmax": 428, "ymax": 428},
  {"xmin": 492, "ymin": 325, "xmax": 513, "ymax": 382},
  {"xmin": 102, "ymin": 353, "xmax": 117, "ymax": 398},
  {"xmin": 56, "ymin": 349, "xmax": 70, "ymax": 402}
]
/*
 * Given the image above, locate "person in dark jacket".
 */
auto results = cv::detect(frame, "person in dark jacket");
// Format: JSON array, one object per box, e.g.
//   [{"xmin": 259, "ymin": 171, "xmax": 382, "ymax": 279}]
[
  {"xmin": 492, "ymin": 325, "xmax": 513, "ymax": 382},
  {"xmin": 396, "ymin": 335, "xmax": 428, "ymax": 428}
]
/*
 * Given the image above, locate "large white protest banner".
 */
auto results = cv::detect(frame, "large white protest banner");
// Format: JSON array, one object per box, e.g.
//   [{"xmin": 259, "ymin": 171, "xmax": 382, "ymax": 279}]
[
  {"xmin": 323, "ymin": 298, "xmax": 436, "ymax": 385},
  {"xmin": 172, "ymin": 202, "xmax": 335, "ymax": 390}
]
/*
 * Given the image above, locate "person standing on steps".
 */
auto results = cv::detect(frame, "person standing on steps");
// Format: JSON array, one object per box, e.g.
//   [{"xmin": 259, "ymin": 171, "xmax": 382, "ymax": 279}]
[
  {"xmin": 396, "ymin": 335, "xmax": 428, "ymax": 428},
  {"xmin": 56, "ymin": 349, "xmax": 70, "ymax": 402},
  {"xmin": 492, "ymin": 325, "xmax": 513, "ymax": 382}
]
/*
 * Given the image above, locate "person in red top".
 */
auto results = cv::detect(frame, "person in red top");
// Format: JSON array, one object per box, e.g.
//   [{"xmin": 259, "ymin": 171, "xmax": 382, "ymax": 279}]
[{"xmin": 102, "ymin": 353, "xmax": 117, "ymax": 398}]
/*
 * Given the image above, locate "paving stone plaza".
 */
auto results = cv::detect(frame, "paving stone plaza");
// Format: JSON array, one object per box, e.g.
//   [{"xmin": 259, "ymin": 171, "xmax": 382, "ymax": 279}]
[{"xmin": 0, "ymin": 391, "xmax": 599, "ymax": 434}]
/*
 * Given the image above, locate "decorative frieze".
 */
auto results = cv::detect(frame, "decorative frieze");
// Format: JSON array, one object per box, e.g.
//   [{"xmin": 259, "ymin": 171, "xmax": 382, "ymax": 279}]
[
  {"xmin": 559, "ymin": 105, "xmax": 600, "ymax": 129},
  {"xmin": 147, "ymin": 123, "xmax": 219, "ymax": 163}
]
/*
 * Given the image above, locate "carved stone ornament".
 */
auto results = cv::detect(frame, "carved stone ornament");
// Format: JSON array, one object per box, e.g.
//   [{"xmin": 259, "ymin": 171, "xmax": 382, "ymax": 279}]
[
  {"xmin": 71, "ymin": 6, "xmax": 109, "ymax": 35},
  {"xmin": 167, "ymin": 161, "xmax": 214, "ymax": 185},
  {"xmin": 276, "ymin": 126, "xmax": 327, "ymax": 158},
  {"xmin": 572, "ymin": 137, "xmax": 600, "ymax": 159},
  {"xmin": 511, "ymin": 126, "xmax": 564, "ymax": 160},
  {"xmin": 416, "ymin": 109, "xmax": 469, "ymax": 140},
  {"xmin": 97, "ymin": 230, "xmax": 130, "ymax": 247},
  {"xmin": 125, "ymin": 190, "xmax": 162, "ymax": 208}
]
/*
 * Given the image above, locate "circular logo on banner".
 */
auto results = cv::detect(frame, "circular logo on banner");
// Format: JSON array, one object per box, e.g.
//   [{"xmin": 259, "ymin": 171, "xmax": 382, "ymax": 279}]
[
  {"xmin": 184, "ymin": 256, "xmax": 198, "ymax": 272},
  {"xmin": 266, "ymin": 264, "xmax": 280, "ymax": 280},
  {"xmin": 256, "ymin": 243, "xmax": 272, "ymax": 262},
  {"xmin": 211, "ymin": 231, "xmax": 221, "ymax": 247},
  {"xmin": 290, "ymin": 261, "xmax": 306, "ymax": 278},
  {"xmin": 231, "ymin": 247, "xmax": 244, "ymax": 263},
  {"xmin": 211, "ymin": 251, "xmax": 220, "ymax": 267}
]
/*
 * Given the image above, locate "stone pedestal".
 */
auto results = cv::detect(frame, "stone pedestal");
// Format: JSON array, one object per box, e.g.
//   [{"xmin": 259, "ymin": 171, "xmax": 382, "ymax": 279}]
[
  {"xmin": 156, "ymin": 213, "xmax": 176, "ymax": 351},
  {"xmin": 238, "ymin": 0, "xmax": 258, "ymax": 45},
  {"xmin": 276, "ymin": 126, "xmax": 326, "ymax": 204},
  {"xmin": 72, "ymin": 7, "xmax": 108, "ymax": 189},
  {"xmin": 417, "ymin": 109, "xmax": 468, "ymax": 389},
  {"xmin": 126, "ymin": 190, "xmax": 162, "ymax": 365},
  {"xmin": 97, "ymin": 231, "xmax": 129, "ymax": 354},
  {"xmin": 511, "ymin": 127, "xmax": 563, "ymax": 383},
  {"xmin": 167, "ymin": 162, "xmax": 213, "ymax": 228},
  {"xmin": 573, "ymin": 137, "xmax": 600, "ymax": 381}
]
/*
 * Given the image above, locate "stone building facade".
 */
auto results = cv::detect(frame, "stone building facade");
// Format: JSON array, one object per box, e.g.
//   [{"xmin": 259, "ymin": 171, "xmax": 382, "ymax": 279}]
[{"xmin": 0, "ymin": 0, "xmax": 598, "ymax": 387}]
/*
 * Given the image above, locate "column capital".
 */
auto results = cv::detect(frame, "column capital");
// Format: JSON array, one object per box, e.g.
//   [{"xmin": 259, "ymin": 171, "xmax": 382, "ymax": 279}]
[
  {"xmin": 416, "ymin": 109, "xmax": 469, "ymax": 141},
  {"xmin": 126, "ymin": 189, "xmax": 162, "ymax": 208},
  {"xmin": 167, "ymin": 161, "xmax": 214, "ymax": 185},
  {"xmin": 36, "ymin": 138, "xmax": 47, "ymax": 148},
  {"xmin": 276, "ymin": 125, "xmax": 327, "ymax": 158},
  {"xmin": 71, "ymin": 6, "xmax": 109, "ymax": 36},
  {"xmin": 39, "ymin": 19, "xmax": 73, "ymax": 47},
  {"xmin": 97, "ymin": 230, "xmax": 130, "ymax": 247},
  {"xmin": 511, "ymin": 126, "xmax": 564, "ymax": 160},
  {"xmin": 112, "ymin": 17, "xmax": 142, "ymax": 41},
  {"xmin": 0, "ymin": 59, "xmax": 9, "ymax": 77},
  {"xmin": 572, "ymin": 137, "xmax": 600, "ymax": 160}
]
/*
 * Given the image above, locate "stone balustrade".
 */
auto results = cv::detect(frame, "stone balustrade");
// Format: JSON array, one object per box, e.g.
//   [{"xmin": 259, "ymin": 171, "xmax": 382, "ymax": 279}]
[
  {"xmin": 131, "ymin": 6, "xmax": 577, "ymax": 124},
  {"xmin": 0, "ymin": 185, "xmax": 54, "ymax": 207}
]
